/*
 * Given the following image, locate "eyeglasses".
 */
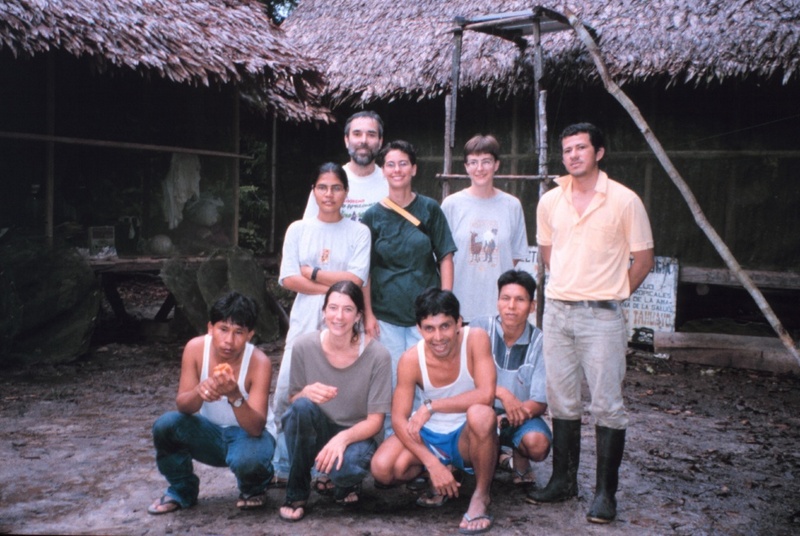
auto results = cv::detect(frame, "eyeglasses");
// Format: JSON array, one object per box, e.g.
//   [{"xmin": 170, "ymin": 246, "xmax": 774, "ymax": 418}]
[
  {"xmin": 314, "ymin": 184, "xmax": 345, "ymax": 193},
  {"xmin": 465, "ymin": 158, "xmax": 496, "ymax": 169},
  {"xmin": 383, "ymin": 160, "xmax": 412, "ymax": 170}
]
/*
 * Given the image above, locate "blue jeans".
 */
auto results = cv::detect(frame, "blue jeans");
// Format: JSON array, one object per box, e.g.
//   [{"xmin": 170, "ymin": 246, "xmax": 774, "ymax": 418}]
[
  {"xmin": 377, "ymin": 320, "xmax": 423, "ymax": 436},
  {"xmin": 282, "ymin": 398, "xmax": 376, "ymax": 503},
  {"xmin": 543, "ymin": 299, "xmax": 629, "ymax": 428},
  {"xmin": 152, "ymin": 411, "xmax": 275, "ymax": 508}
]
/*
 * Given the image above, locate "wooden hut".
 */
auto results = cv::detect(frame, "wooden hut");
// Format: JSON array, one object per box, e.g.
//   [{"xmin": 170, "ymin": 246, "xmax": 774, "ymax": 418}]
[
  {"xmin": 0, "ymin": 0, "xmax": 330, "ymax": 361},
  {"xmin": 0, "ymin": 0, "xmax": 328, "ymax": 247},
  {"xmin": 277, "ymin": 1, "xmax": 800, "ymax": 341}
]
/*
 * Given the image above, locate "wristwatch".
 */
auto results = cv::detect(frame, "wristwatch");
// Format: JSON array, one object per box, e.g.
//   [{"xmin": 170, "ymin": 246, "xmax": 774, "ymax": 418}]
[
  {"xmin": 423, "ymin": 398, "xmax": 434, "ymax": 414},
  {"xmin": 228, "ymin": 396, "xmax": 245, "ymax": 408}
]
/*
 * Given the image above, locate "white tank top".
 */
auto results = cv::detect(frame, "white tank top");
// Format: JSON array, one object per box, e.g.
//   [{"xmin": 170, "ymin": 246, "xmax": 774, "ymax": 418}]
[
  {"xmin": 198, "ymin": 334, "xmax": 271, "ymax": 428},
  {"xmin": 417, "ymin": 326, "xmax": 473, "ymax": 434}
]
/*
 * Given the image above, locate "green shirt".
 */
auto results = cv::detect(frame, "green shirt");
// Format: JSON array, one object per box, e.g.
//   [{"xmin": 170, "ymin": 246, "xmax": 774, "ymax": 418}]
[{"xmin": 361, "ymin": 194, "xmax": 457, "ymax": 326}]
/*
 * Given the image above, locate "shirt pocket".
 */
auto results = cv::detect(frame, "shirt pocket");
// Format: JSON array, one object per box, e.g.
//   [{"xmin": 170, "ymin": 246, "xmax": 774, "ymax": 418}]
[{"xmin": 587, "ymin": 222, "xmax": 617, "ymax": 253}]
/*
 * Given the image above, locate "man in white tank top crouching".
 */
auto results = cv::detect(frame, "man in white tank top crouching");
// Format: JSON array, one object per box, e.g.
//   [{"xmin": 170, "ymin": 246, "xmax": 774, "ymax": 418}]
[
  {"xmin": 148, "ymin": 291, "xmax": 275, "ymax": 515},
  {"xmin": 371, "ymin": 288, "xmax": 498, "ymax": 535}
]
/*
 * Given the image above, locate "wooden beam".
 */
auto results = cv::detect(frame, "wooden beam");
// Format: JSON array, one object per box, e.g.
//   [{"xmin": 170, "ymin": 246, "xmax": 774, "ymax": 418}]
[
  {"xmin": 654, "ymin": 332, "xmax": 799, "ymax": 375},
  {"xmin": 0, "ymin": 131, "xmax": 253, "ymax": 160},
  {"xmin": 436, "ymin": 173, "xmax": 557, "ymax": 181},
  {"xmin": 679, "ymin": 267, "xmax": 800, "ymax": 290}
]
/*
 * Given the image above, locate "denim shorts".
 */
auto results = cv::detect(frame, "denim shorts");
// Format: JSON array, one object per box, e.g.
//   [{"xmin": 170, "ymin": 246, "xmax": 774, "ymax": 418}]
[{"xmin": 499, "ymin": 415, "xmax": 552, "ymax": 449}]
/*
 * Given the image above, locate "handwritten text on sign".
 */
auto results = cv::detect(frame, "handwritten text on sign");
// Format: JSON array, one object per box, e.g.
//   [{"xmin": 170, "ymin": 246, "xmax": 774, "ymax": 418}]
[{"xmin": 517, "ymin": 248, "xmax": 677, "ymax": 344}]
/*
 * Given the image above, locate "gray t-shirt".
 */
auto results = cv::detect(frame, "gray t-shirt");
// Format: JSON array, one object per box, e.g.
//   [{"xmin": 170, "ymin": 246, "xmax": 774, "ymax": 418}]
[
  {"xmin": 442, "ymin": 189, "xmax": 529, "ymax": 322},
  {"xmin": 289, "ymin": 330, "xmax": 392, "ymax": 432}
]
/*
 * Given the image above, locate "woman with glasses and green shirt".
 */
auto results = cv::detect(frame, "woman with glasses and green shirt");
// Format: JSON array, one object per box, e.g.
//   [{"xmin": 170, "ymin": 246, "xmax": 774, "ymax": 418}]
[
  {"xmin": 272, "ymin": 162, "xmax": 372, "ymax": 480},
  {"xmin": 442, "ymin": 135, "xmax": 529, "ymax": 323},
  {"xmin": 361, "ymin": 141, "xmax": 457, "ymax": 436}
]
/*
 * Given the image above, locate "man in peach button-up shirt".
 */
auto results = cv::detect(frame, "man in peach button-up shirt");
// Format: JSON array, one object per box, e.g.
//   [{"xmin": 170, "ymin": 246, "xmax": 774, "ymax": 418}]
[{"xmin": 527, "ymin": 123, "xmax": 654, "ymax": 525}]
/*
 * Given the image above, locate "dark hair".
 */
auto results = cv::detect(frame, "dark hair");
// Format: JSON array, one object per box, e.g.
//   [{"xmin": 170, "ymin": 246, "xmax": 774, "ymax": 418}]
[
  {"xmin": 376, "ymin": 139, "xmax": 417, "ymax": 167},
  {"xmin": 463, "ymin": 134, "xmax": 500, "ymax": 162},
  {"xmin": 414, "ymin": 287, "xmax": 460, "ymax": 325},
  {"xmin": 209, "ymin": 291, "xmax": 258, "ymax": 330},
  {"xmin": 560, "ymin": 122, "xmax": 605, "ymax": 153},
  {"xmin": 497, "ymin": 270, "xmax": 537, "ymax": 301},
  {"xmin": 344, "ymin": 111, "xmax": 384, "ymax": 138},
  {"xmin": 323, "ymin": 280, "xmax": 365, "ymax": 342},
  {"xmin": 312, "ymin": 162, "xmax": 349, "ymax": 191}
]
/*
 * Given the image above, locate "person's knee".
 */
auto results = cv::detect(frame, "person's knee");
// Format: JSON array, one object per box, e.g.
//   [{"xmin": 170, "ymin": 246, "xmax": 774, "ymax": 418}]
[
  {"xmin": 520, "ymin": 432, "xmax": 551, "ymax": 462},
  {"xmin": 466, "ymin": 404, "xmax": 496, "ymax": 436},
  {"xmin": 152, "ymin": 411, "xmax": 188, "ymax": 443},
  {"xmin": 282, "ymin": 397, "xmax": 315, "ymax": 429},
  {"xmin": 370, "ymin": 449, "xmax": 392, "ymax": 482}
]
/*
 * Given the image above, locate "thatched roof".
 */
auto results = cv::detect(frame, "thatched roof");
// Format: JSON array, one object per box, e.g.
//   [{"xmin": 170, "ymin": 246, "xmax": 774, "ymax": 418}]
[
  {"xmin": 0, "ymin": 0, "xmax": 331, "ymax": 121},
  {"xmin": 284, "ymin": 0, "xmax": 800, "ymax": 105}
]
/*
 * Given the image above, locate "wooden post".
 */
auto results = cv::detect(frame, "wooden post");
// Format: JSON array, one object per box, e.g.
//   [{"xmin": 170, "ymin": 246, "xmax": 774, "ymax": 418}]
[
  {"xmin": 565, "ymin": 7, "xmax": 800, "ymax": 365},
  {"xmin": 232, "ymin": 88, "xmax": 240, "ymax": 246},
  {"xmin": 644, "ymin": 159, "xmax": 653, "ymax": 213},
  {"xmin": 532, "ymin": 19, "xmax": 548, "ymax": 329},
  {"xmin": 45, "ymin": 53, "xmax": 55, "ymax": 246},
  {"xmin": 442, "ymin": 25, "xmax": 463, "ymax": 199},
  {"xmin": 270, "ymin": 116, "xmax": 277, "ymax": 254},
  {"xmin": 509, "ymin": 95, "xmax": 520, "ymax": 196}
]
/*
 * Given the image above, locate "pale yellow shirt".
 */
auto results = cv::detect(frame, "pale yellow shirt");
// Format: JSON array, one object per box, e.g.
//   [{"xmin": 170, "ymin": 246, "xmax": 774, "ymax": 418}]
[{"xmin": 536, "ymin": 171, "xmax": 653, "ymax": 301}]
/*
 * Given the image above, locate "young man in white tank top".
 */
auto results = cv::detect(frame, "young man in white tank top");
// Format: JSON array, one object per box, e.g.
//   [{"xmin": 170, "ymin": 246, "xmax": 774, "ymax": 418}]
[
  {"xmin": 148, "ymin": 292, "xmax": 275, "ymax": 515},
  {"xmin": 371, "ymin": 288, "xmax": 498, "ymax": 535}
]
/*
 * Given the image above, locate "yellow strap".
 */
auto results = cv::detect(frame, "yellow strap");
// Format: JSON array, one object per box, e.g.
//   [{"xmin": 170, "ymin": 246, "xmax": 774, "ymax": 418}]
[{"xmin": 382, "ymin": 197, "xmax": 421, "ymax": 227}]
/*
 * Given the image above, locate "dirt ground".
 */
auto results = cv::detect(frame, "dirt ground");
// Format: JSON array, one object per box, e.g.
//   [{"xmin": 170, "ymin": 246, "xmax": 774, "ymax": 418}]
[{"xmin": 1, "ymin": 282, "xmax": 799, "ymax": 535}]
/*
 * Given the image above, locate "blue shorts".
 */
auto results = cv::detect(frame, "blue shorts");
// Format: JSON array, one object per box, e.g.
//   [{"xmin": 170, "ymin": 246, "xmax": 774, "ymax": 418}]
[
  {"xmin": 419, "ymin": 423, "xmax": 474, "ymax": 474},
  {"xmin": 499, "ymin": 416, "xmax": 552, "ymax": 450}
]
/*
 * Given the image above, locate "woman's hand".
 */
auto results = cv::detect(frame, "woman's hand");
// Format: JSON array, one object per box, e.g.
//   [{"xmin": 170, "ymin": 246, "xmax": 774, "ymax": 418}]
[
  {"xmin": 301, "ymin": 382, "xmax": 338, "ymax": 405},
  {"xmin": 315, "ymin": 431, "xmax": 349, "ymax": 474}
]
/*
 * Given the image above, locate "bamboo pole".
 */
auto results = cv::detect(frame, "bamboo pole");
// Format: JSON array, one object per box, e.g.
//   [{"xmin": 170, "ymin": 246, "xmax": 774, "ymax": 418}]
[{"xmin": 564, "ymin": 7, "xmax": 800, "ymax": 366}]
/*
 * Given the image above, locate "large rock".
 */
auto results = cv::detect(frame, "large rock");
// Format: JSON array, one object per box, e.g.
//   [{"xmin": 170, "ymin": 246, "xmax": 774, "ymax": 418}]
[
  {"xmin": 0, "ymin": 237, "xmax": 101, "ymax": 366},
  {"xmin": 161, "ymin": 247, "xmax": 279, "ymax": 342}
]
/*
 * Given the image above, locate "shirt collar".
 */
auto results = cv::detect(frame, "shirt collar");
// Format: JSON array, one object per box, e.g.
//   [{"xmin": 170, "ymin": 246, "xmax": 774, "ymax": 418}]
[
  {"xmin": 555, "ymin": 170, "xmax": 609, "ymax": 195},
  {"xmin": 492, "ymin": 315, "xmax": 533, "ymax": 346}
]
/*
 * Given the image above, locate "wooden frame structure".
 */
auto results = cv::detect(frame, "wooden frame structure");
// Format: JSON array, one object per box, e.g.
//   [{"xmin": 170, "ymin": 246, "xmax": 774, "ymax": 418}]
[{"xmin": 438, "ymin": 6, "xmax": 575, "ymax": 325}]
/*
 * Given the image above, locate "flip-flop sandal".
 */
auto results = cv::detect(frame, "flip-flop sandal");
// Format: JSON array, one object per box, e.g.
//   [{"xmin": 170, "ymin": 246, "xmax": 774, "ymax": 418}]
[
  {"xmin": 236, "ymin": 492, "xmax": 267, "ymax": 510},
  {"xmin": 147, "ymin": 495, "xmax": 182, "ymax": 515},
  {"xmin": 415, "ymin": 488, "xmax": 449, "ymax": 508},
  {"xmin": 312, "ymin": 475, "xmax": 335, "ymax": 495},
  {"xmin": 406, "ymin": 473, "xmax": 430, "ymax": 492},
  {"xmin": 458, "ymin": 513, "xmax": 495, "ymax": 535},
  {"xmin": 512, "ymin": 468, "xmax": 535, "ymax": 487},
  {"xmin": 498, "ymin": 450, "xmax": 515, "ymax": 472},
  {"xmin": 334, "ymin": 483, "xmax": 361, "ymax": 506},
  {"xmin": 279, "ymin": 500, "xmax": 306, "ymax": 522}
]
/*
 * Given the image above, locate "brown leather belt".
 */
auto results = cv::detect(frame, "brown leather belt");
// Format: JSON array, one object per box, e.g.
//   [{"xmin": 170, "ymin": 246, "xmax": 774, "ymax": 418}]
[{"xmin": 551, "ymin": 299, "xmax": 619, "ymax": 311}]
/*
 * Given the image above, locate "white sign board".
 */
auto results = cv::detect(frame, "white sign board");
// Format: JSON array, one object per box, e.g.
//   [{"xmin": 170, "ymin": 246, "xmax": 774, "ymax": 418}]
[
  {"xmin": 621, "ymin": 256, "xmax": 678, "ymax": 344},
  {"xmin": 517, "ymin": 247, "xmax": 678, "ymax": 345}
]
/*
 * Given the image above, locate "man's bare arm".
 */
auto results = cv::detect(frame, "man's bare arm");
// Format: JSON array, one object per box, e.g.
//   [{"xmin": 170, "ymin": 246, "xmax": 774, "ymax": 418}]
[
  {"xmin": 629, "ymin": 248, "xmax": 655, "ymax": 294},
  {"xmin": 390, "ymin": 351, "xmax": 443, "ymax": 469}
]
